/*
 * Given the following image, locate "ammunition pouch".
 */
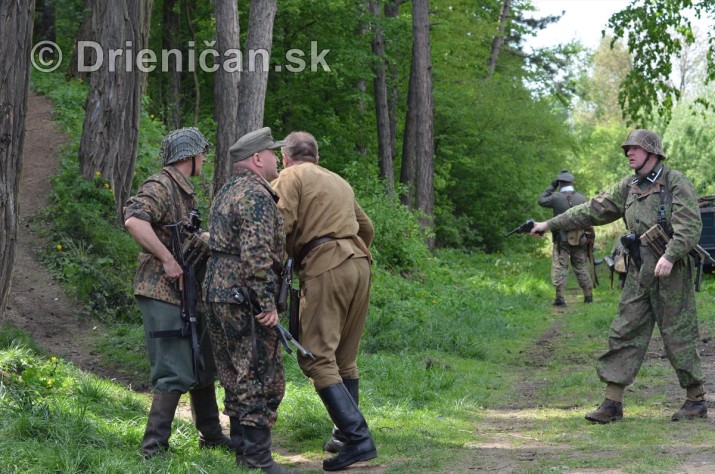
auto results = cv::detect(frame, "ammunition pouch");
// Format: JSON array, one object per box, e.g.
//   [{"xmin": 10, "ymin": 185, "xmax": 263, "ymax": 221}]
[
  {"xmin": 567, "ymin": 229, "xmax": 585, "ymax": 246},
  {"xmin": 181, "ymin": 230, "xmax": 210, "ymax": 280},
  {"xmin": 640, "ymin": 224, "xmax": 669, "ymax": 259}
]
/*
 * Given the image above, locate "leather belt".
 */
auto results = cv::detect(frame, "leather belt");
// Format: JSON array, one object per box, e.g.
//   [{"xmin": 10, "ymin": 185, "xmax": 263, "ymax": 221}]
[{"xmin": 298, "ymin": 236, "xmax": 336, "ymax": 266}]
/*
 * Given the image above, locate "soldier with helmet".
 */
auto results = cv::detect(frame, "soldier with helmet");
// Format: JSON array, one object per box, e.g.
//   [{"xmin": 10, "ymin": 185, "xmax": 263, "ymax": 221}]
[
  {"xmin": 124, "ymin": 127, "xmax": 232, "ymax": 457},
  {"xmin": 538, "ymin": 169, "xmax": 593, "ymax": 306},
  {"xmin": 530, "ymin": 129, "xmax": 706, "ymax": 423}
]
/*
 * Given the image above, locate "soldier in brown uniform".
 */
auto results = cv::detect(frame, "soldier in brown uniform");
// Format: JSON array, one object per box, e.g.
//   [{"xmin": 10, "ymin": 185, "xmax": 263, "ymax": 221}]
[
  {"xmin": 272, "ymin": 131, "xmax": 377, "ymax": 471},
  {"xmin": 538, "ymin": 169, "xmax": 593, "ymax": 306},
  {"xmin": 531, "ymin": 130, "xmax": 706, "ymax": 423},
  {"xmin": 124, "ymin": 128, "xmax": 231, "ymax": 457},
  {"xmin": 203, "ymin": 127, "xmax": 297, "ymax": 474}
]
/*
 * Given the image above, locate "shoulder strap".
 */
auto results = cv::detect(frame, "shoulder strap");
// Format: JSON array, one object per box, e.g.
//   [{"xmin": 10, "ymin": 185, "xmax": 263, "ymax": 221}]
[{"xmin": 659, "ymin": 168, "xmax": 673, "ymax": 235}]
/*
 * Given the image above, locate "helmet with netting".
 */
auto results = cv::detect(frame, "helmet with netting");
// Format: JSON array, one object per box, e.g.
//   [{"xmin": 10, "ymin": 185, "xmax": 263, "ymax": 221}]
[
  {"xmin": 160, "ymin": 127, "xmax": 212, "ymax": 165},
  {"xmin": 621, "ymin": 129, "xmax": 666, "ymax": 160}
]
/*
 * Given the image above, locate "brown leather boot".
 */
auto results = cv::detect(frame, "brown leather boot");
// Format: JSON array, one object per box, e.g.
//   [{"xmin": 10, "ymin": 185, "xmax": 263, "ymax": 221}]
[
  {"xmin": 671, "ymin": 400, "xmax": 708, "ymax": 421},
  {"xmin": 141, "ymin": 392, "xmax": 181, "ymax": 457},
  {"xmin": 585, "ymin": 399, "xmax": 623, "ymax": 424}
]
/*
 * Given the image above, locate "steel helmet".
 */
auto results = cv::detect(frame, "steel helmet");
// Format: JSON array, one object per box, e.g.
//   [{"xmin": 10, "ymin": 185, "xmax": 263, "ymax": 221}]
[
  {"xmin": 621, "ymin": 129, "xmax": 666, "ymax": 160},
  {"xmin": 556, "ymin": 169, "xmax": 574, "ymax": 183},
  {"xmin": 160, "ymin": 127, "xmax": 212, "ymax": 165}
]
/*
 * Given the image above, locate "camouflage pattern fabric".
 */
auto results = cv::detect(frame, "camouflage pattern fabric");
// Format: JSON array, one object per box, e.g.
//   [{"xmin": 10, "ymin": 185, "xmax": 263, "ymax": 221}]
[
  {"xmin": 203, "ymin": 168, "xmax": 285, "ymax": 310},
  {"xmin": 549, "ymin": 164, "xmax": 703, "ymax": 388},
  {"xmin": 203, "ymin": 167, "xmax": 286, "ymax": 426},
  {"xmin": 124, "ymin": 166, "xmax": 200, "ymax": 306},
  {"xmin": 551, "ymin": 242, "xmax": 592, "ymax": 290},
  {"xmin": 207, "ymin": 302, "xmax": 285, "ymax": 426}
]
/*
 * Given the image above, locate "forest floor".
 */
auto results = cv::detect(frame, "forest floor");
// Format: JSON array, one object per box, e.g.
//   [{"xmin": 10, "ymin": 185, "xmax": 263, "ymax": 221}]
[{"xmin": 5, "ymin": 92, "xmax": 715, "ymax": 473}]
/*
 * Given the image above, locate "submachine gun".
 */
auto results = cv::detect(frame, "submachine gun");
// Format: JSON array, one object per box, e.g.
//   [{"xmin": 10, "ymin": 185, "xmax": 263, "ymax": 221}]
[
  {"xmin": 150, "ymin": 209, "xmax": 206, "ymax": 384},
  {"xmin": 230, "ymin": 261, "xmax": 315, "ymax": 361},
  {"xmin": 505, "ymin": 219, "xmax": 544, "ymax": 237}
]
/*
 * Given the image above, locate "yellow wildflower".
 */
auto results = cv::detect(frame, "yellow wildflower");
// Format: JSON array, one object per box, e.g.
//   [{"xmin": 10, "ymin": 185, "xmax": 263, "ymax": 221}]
[
  {"xmin": 56, "ymin": 244, "xmax": 63, "ymax": 251},
  {"xmin": 95, "ymin": 171, "xmax": 101, "ymax": 177}
]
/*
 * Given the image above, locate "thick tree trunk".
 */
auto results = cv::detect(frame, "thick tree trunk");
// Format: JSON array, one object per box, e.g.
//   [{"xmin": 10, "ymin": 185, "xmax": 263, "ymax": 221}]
[
  {"xmin": 77, "ymin": 0, "xmax": 153, "ymax": 223},
  {"xmin": 400, "ymin": 63, "xmax": 416, "ymax": 208},
  {"xmin": 212, "ymin": 0, "xmax": 241, "ymax": 195},
  {"xmin": 163, "ymin": 0, "xmax": 182, "ymax": 130},
  {"xmin": 236, "ymin": 0, "xmax": 277, "ymax": 138},
  {"xmin": 367, "ymin": 0, "xmax": 394, "ymax": 191},
  {"xmin": 0, "ymin": 0, "xmax": 35, "ymax": 322},
  {"xmin": 409, "ymin": 0, "xmax": 434, "ymax": 242},
  {"xmin": 385, "ymin": 0, "xmax": 404, "ymax": 167},
  {"xmin": 486, "ymin": 0, "xmax": 511, "ymax": 78}
]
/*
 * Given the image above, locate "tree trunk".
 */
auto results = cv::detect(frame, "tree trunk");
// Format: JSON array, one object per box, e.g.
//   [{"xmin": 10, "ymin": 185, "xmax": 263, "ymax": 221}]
[
  {"xmin": 0, "ymin": 0, "xmax": 35, "ymax": 322},
  {"xmin": 236, "ymin": 0, "xmax": 278, "ymax": 138},
  {"xmin": 212, "ymin": 0, "xmax": 241, "ymax": 195},
  {"xmin": 66, "ymin": 0, "xmax": 94, "ymax": 80},
  {"xmin": 385, "ymin": 0, "xmax": 405, "ymax": 168},
  {"xmin": 185, "ymin": 0, "xmax": 201, "ymax": 127},
  {"xmin": 34, "ymin": 0, "xmax": 55, "ymax": 46},
  {"xmin": 400, "ymin": 69, "xmax": 416, "ymax": 208},
  {"xmin": 163, "ymin": 0, "xmax": 182, "ymax": 130},
  {"xmin": 409, "ymin": 0, "xmax": 434, "ymax": 242},
  {"xmin": 77, "ymin": 0, "xmax": 153, "ymax": 223},
  {"xmin": 367, "ymin": 0, "xmax": 394, "ymax": 192},
  {"xmin": 486, "ymin": 0, "xmax": 511, "ymax": 78}
]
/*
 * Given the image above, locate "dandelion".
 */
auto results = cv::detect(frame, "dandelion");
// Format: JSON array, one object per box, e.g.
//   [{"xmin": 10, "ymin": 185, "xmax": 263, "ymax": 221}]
[
  {"xmin": 56, "ymin": 244, "xmax": 63, "ymax": 251},
  {"xmin": 50, "ymin": 356, "xmax": 57, "ymax": 364},
  {"xmin": 103, "ymin": 183, "xmax": 110, "ymax": 189},
  {"xmin": 150, "ymin": 114, "xmax": 155, "ymax": 119},
  {"xmin": 95, "ymin": 171, "xmax": 101, "ymax": 177}
]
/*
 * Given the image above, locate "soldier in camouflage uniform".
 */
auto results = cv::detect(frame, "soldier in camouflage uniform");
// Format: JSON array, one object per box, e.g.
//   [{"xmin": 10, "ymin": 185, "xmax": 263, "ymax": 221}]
[
  {"xmin": 204, "ymin": 127, "xmax": 298, "ymax": 474},
  {"xmin": 124, "ymin": 128, "xmax": 231, "ymax": 457},
  {"xmin": 538, "ymin": 169, "xmax": 593, "ymax": 306},
  {"xmin": 531, "ymin": 129, "xmax": 706, "ymax": 423}
]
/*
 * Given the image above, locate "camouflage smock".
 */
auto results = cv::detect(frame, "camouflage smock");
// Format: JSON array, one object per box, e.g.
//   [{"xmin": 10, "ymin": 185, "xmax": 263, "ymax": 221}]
[
  {"xmin": 124, "ymin": 166, "xmax": 200, "ymax": 306},
  {"xmin": 204, "ymin": 168, "xmax": 285, "ymax": 311}
]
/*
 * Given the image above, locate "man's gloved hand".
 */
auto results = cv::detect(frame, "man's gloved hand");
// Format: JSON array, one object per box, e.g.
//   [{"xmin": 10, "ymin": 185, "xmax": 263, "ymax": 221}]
[{"xmin": 551, "ymin": 179, "xmax": 559, "ymax": 190}]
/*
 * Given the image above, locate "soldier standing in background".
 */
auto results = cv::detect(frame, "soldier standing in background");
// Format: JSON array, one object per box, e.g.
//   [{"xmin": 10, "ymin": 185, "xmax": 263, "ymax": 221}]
[
  {"xmin": 530, "ymin": 129, "xmax": 706, "ymax": 424},
  {"xmin": 538, "ymin": 169, "xmax": 594, "ymax": 306},
  {"xmin": 203, "ymin": 127, "xmax": 298, "ymax": 474},
  {"xmin": 272, "ymin": 131, "xmax": 377, "ymax": 472},
  {"xmin": 124, "ymin": 128, "xmax": 231, "ymax": 457}
]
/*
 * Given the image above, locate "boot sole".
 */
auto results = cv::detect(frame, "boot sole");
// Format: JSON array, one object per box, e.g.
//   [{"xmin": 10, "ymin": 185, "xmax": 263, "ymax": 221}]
[
  {"xmin": 672, "ymin": 413, "xmax": 708, "ymax": 421},
  {"xmin": 323, "ymin": 449, "xmax": 377, "ymax": 471}
]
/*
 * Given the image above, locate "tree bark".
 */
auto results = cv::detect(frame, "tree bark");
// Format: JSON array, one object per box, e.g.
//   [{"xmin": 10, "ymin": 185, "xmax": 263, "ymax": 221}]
[
  {"xmin": 385, "ymin": 0, "xmax": 404, "ymax": 167},
  {"xmin": 367, "ymin": 0, "xmax": 394, "ymax": 191},
  {"xmin": 409, "ymin": 0, "xmax": 434, "ymax": 241},
  {"xmin": 66, "ymin": 0, "xmax": 94, "ymax": 80},
  {"xmin": 163, "ymin": 0, "xmax": 182, "ymax": 130},
  {"xmin": 212, "ymin": 0, "xmax": 241, "ymax": 195},
  {"xmin": 486, "ymin": 0, "xmax": 511, "ymax": 78},
  {"xmin": 0, "ymin": 0, "xmax": 35, "ymax": 322},
  {"xmin": 77, "ymin": 0, "xmax": 153, "ymax": 223},
  {"xmin": 236, "ymin": 0, "xmax": 278, "ymax": 138}
]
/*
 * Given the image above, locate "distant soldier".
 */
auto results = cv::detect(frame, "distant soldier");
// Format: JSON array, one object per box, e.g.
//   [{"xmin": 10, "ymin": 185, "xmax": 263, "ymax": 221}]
[
  {"xmin": 203, "ymin": 127, "xmax": 298, "ymax": 473},
  {"xmin": 531, "ymin": 129, "xmax": 706, "ymax": 423},
  {"xmin": 538, "ymin": 169, "xmax": 593, "ymax": 306},
  {"xmin": 124, "ymin": 128, "xmax": 231, "ymax": 457}
]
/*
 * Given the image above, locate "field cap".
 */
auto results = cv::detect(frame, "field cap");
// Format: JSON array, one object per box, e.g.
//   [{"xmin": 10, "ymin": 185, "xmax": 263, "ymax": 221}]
[{"xmin": 229, "ymin": 127, "xmax": 284, "ymax": 163}]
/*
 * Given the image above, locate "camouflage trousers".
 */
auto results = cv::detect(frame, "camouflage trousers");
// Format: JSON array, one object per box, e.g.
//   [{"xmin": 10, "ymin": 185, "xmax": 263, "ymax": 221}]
[
  {"xmin": 551, "ymin": 241, "xmax": 592, "ymax": 291},
  {"xmin": 206, "ymin": 302, "xmax": 285, "ymax": 428},
  {"xmin": 597, "ymin": 252, "xmax": 703, "ymax": 389}
]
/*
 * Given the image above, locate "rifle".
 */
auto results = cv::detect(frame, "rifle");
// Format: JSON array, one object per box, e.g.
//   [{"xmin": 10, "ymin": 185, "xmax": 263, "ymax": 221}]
[
  {"xmin": 505, "ymin": 219, "xmax": 544, "ymax": 237},
  {"xmin": 277, "ymin": 258, "xmax": 301, "ymax": 342},
  {"xmin": 585, "ymin": 228, "xmax": 599, "ymax": 288},
  {"xmin": 230, "ymin": 284, "xmax": 316, "ymax": 361},
  {"xmin": 149, "ymin": 218, "xmax": 205, "ymax": 385}
]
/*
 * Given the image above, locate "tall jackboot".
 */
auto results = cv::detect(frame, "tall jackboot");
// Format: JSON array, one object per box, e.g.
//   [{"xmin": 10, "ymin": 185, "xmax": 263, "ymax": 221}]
[
  {"xmin": 324, "ymin": 378, "xmax": 359, "ymax": 453},
  {"xmin": 141, "ymin": 392, "xmax": 181, "ymax": 458},
  {"xmin": 243, "ymin": 426, "xmax": 299, "ymax": 474},
  {"xmin": 189, "ymin": 384, "xmax": 233, "ymax": 450},
  {"xmin": 229, "ymin": 417, "xmax": 245, "ymax": 466},
  {"xmin": 318, "ymin": 383, "xmax": 377, "ymax": 471}
]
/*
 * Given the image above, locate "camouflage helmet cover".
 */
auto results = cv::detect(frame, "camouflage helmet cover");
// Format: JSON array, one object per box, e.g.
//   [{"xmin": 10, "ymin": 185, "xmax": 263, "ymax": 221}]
[
  {"xmin": 160, "ymin": 127, "xmax": 212, "ymax": 165},
  {"xmin": 621, "ymin": 129, "xmax": 666, "ymax": 160},
  {"xmin": 556, "ymin": 169, "xmax": 575, "ymax": 183}
]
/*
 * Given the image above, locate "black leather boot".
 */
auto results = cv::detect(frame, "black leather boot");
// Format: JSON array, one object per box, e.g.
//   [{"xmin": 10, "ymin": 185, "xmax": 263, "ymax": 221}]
[
  {"xmin": 672, "ymin": 400, "xmax": 708, "ymax": 421},
  {"xmin": 141, "ymin": 392, "xmax": 181, "ymax": 458},
  {"xmin": 229, "ymin": 417, "xmax": 245, "ymax": 465},
  {"xmin": 319, "ymin": 383, "xmax": 377, "ymax": 471},
  {"xmin": 323, "ymin": 378, "xmax": 359, "ymax": 453},
  {"xmin": 189, "ymin": 384, "xmax": 233, "ymax": 450},
  {"xmin": 243, "ymin": 425, "xmax": 299, "ymax": 474}
]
